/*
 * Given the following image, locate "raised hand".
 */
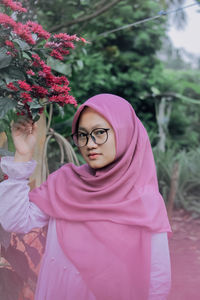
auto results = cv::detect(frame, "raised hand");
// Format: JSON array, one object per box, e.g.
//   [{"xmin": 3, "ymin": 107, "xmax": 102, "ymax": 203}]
[{"xmin": 11, "ymin": 117, "xmax": 38, "ymax": 162}]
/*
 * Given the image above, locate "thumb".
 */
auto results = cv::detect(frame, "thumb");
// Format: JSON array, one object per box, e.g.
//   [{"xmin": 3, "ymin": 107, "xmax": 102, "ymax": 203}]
[{"xmin": 32, "ymin": 121, "xmax": 38, "ymax": 135}]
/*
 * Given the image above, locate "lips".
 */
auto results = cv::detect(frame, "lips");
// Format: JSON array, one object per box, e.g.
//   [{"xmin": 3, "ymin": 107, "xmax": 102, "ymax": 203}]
[{"xmin": 88, "ymin": 153, "xmax": 101, "ymax": 159}]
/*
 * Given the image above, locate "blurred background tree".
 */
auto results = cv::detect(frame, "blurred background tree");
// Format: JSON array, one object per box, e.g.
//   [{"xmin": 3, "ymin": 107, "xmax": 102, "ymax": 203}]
[
  {"xmin": 0, "ymin": 0, "xmax": 200, "ymax": 298},
  {"xmin": 30, "ymin": 0, "xmax": 200, "ymax": 213},
  {"xmin": 1, "ymin": 0, "xmax": 200, "ymax": 223}
]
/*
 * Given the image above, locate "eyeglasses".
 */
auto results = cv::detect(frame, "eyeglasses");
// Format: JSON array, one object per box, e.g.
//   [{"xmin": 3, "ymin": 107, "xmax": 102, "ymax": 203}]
[{"xmin": 71, "ymin": 128, "xmax": 110, "ymax": 147}]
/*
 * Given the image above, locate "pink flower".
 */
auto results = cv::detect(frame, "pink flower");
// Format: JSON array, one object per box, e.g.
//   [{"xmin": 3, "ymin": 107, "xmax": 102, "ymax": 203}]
[
  {"xmin": 62, "ymin": 41, "xmax": 75, "ymax": 49},
  {"xmin": 1, "ymin": 0, "xmax": 27, "ymax": 13},
  {"xmin": 49, "ymin": 94, "xmax": 77, "ymax": 106},
  {"xmin": 45, "ymin": 42, "xmax": 62, "ymax": 48},
  {"xmin": 53, "ymin": 33, "xmax": 78, "ymax": 41},
  {"xmin": 26, "ymin": 70, "xmax": 35, "ymax": 76},
  {"xmin": 5, "ymin": 40, "xmax": 15, "ymax": 48},
  {"xmin": 18, "ymin": 80, "xmax": 32, "ymax": 91},
  {"xmin": 0, "ymin": 13, "xmax": 17, "ymax": 29},
  {"xmin": 67, "ymin": 95, "xmax": 77, "ymax": 106},
  {"xmin": 32, "ymin": 53, "xmax": 41, "ymax": 62},
  {"xmin": 50, "ymin": 50, "xmax": 63, "ymax": 61},
  {"xmin": 38, "ymin": 107, "xmax": 44, "ymax": 114},
  {"xmin": 17, "ymin": 111, "xmax": 25, "ymax": 116},
  {"xmin": 32, "ymin": 85, "xmax": 49, "ymax": 97},
  {"xmin": 32, "ymin": 54, "xmax": 48, "ymax": 69},
  {"xmin": 51, "ymin": 84, "xmax": 70, "ymax": 93},
  {"xmin": 7, "ymin": 82, "xmax": 18, "ymax": 91},
  {"xmin": 14, "ymin": 22, "xmax": 35, "ymax": 45},
  {"xmin": 80, "ymin": 37, "xmax": 87, "ymax": 43},
  {"xmin": 59, "ymin": 49, "xmax": 70, "ymax": 55},
  {"xmin": 3, "ymin": 174, "xmax": 9, "ymax": 180},
  {"xmin": 42, "ymin": 65, "xmax": 51, "ymax": 74},
  {"xmin": 6, "ymin": 51, "xmax": 15, "ymax": 56},
  {"xmin": 54, "ymin": 76, "xmax": 69, "ymax": 85},
  {"xmin": 26, "ymin": 21, "xmax": 50, "ymax": 40},
  {"xmin": 20, "ymin": 92, "xmax": 32, "ymax": 103},
  {"xmin": 45, "ymin": 73, "xmax": 55, "ymax": 86}
]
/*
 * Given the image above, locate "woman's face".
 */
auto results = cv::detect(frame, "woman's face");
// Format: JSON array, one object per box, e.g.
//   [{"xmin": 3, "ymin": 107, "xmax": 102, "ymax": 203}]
[{"xmin": 77, "ymin": 107, "xmax": 116, "ymax": 169}]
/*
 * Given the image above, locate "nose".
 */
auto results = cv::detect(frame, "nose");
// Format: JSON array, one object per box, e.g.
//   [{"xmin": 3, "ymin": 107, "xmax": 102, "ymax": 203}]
[{"xmin": 87, "ymin": 135, "xmax": 97, "ymax": 148}]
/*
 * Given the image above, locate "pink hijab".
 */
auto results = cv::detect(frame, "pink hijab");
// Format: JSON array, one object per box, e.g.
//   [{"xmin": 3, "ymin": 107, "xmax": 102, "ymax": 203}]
[{"xmin": 30, "ymin": 94, "xmax": 171, "ymax": 299}]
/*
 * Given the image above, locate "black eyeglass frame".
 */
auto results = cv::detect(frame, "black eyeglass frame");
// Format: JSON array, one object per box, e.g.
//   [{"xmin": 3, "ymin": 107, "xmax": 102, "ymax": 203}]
[{"xmin": 71, "ymin": 128, "xmax": 110, "ymax": 148}]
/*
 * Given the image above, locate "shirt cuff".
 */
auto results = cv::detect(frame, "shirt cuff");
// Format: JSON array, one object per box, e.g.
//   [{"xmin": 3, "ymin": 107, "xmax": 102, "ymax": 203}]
[{"xmin": 0, "ymin": 156, "xmax": 37, "ymax": 179}]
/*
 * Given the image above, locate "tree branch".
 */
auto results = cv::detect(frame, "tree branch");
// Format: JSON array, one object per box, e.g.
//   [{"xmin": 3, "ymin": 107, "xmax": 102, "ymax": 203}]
[{"xmin": 49, "ymin": 0, "xmax": 123, "ymax": 33}]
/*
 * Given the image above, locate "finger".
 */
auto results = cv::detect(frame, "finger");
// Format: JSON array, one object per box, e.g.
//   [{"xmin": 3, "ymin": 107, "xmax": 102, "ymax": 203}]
[
  {"xmin": 12, "ymin": 123, "xmax": 33, "ymax": 134},
  {"xmin": 12, "ymin": 117, "xmax": 33, "ymax": 128}
]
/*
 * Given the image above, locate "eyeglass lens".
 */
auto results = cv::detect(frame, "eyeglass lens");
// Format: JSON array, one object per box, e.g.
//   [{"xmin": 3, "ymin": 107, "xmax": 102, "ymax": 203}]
[{"xmin": 74, "ymin": 128, "xmax": 109, "ymax": 147}]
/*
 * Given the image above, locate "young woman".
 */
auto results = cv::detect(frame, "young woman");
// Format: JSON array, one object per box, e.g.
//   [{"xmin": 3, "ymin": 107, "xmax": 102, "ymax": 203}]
[{"xmin": 0, "ymin": 94, "xmax": 171, "ymax": 300}]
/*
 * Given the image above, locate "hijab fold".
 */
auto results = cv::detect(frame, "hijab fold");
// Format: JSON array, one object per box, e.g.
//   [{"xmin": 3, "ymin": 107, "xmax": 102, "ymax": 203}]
[{"xmin": 30, "ymin": 94, "xmax": 171, "ymax": 299}]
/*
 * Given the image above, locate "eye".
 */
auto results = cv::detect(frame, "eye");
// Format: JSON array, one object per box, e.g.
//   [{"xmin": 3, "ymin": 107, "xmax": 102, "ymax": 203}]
[
  {"xmin": 77, "ymin": 132, "xmax": 87, "ymax": 138},
  {"xmin": 94, "ymin": 129, "xmax": 106, "ymax": 136}
]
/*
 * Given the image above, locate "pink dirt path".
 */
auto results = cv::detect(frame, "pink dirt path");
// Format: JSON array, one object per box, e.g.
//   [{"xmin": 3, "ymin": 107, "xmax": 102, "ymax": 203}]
[{"xmin": 168, "ymin": 210, "xmax": 200, "ymax": 300}]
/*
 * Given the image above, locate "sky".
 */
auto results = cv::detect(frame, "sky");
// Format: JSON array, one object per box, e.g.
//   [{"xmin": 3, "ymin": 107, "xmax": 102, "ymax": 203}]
[{"xmin": 167, "ymin": 1, "xmax": 200, "ymax": 56}]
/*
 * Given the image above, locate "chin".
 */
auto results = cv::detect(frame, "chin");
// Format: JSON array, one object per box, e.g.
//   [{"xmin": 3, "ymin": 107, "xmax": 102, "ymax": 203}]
[{"xmin": 88, "ymin": 162, "xmax": 104, "ymax": 169}]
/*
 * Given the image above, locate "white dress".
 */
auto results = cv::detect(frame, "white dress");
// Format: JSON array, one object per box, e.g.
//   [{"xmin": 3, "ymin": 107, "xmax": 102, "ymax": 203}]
[{"xmin": 0, "ymin": 156, "xmax": 171, "ymax": 299}]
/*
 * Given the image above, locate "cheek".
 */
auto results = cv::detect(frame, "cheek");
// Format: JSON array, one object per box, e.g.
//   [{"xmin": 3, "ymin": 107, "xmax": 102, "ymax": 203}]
[
  {"xmin": 106, "ymin": 139, "xmax": 116, "ymax": 161},
  {"xmin": 79, "ymin": 148, "xmax": 86, "ymax": 160}
]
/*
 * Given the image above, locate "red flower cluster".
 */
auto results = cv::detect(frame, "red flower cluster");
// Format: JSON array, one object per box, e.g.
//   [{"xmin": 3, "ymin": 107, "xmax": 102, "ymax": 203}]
[
  {"xmin": 45, "ymin": 33, "xmax": 80, "ymax": 61},
  {"xmin": 20, "ymin": 92, "xmax": 32, "ymax": 103},
  {"xmin": 1, "ymin": 15, "xmax": 50, "ymax": 46},
  {"xmin": 7, "ymin": 82, "xmax": 18, "ymax": 91},
  {"xmin": 0, "ymin": 12, "xmax": 17, "ymax": 29},
  {"xmin": 3, "ymin": 174, "xmax": 9, "ymax": 180},
  {"xmin": 14, "ymin": 22, "xmax": 35, "ymax": 45},
  {"xmin": 1, "ymin": 0, "xmax": 27, "ymax": 13},
  {"xmin": 50, "ymin": 49, "xmax": 65, "ymax": 61},
  {"xmin": 1, "ymin": 1, "xmax": 85, "ymax": 118},
  {"xmin": 18, "ymin": 80, "xmax": 32, "ymax": 91},
  {"xmin": 32, "ymin": 85, "xmax": 48, "ymax": 98},
  {"xmin": 26, "ymin": 21, "xmax": 50, "ymax": 40},
  {"xmin": 53, "ymin": 33, "xmax": 79, "ymax": 41},
  {"xmin": 49, "ymin": 94, "xmax": 77, "ymax": 106},
  {"xmin": 26, "ymin": 70, "xmax": 35, "ymax": 76},
  {"xmin": 6, "ymin": 50, "xmax": 16, "ymax": 56},
  {"xmin": 5, "ymin": 39, "xmax": 15, "ymax": 48}
]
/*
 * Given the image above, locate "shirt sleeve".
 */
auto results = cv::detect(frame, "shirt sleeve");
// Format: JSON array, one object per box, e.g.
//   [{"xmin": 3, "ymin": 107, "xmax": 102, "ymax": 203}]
[
  {"xmin": 148, "ymin": 232, "xmax": 171, "ymax": 300},
  {"xmin": 0, "ymin": 156, "xmax": 49, "ymax": 233}
]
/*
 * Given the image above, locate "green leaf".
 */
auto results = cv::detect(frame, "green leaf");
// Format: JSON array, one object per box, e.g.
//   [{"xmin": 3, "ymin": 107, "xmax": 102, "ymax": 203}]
[
  {"xmin": 176, "ymin": 94, "xmax": 200, "ymax": 105},
  {"xmin": 22, "ymin": 52, "xmax": 31, "ymax": 60},
  {"xmin": 0, "ymin": 97, "xmax": 17, "ymax": 119},
  {"xmin": 24, "ymin": 243, "xmax": 41, "ymax": 267},
  {"xmin": 76, "ymin": 59, "xmax": 84, "ymax": 70},
  {"xmin": 0, "ymin": 48, "xmax": 12, "ymax": 69},
  {"xmin": 0, "ymin": 268, "xmax": 23, "ymax": 300},
  {"xmin": 13, "ymin": 38, "xmax": 30, "ymax": 51},
  {"xmin": 4, "ymin": 245, "xmax": 30, "ymax": 281},
  {"xmin": 32, "ymin": 114, "xmax": 40, "ymax": 122},
  {"xmin": 8, "ymin": 67, "xmax": 25, "ymax": 81},
  {"xmin": 47, "ymin": 56, "xmax": 72, "ymax": 76},
  {"xmin": 28, "ymin": 100, "xmax": 42, "ymax": 109}
]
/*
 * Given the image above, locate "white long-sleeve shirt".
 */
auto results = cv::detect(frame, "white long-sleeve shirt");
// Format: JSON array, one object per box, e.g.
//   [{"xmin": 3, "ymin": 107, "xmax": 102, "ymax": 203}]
[{"xmin": 0, "ymin": 156, "xmax": 171, "ymax": 299}]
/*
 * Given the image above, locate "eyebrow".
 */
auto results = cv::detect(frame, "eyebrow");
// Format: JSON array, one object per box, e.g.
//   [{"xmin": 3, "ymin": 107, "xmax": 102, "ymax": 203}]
[{"xmin": 78, "ymin": 124, "xmax": 106, "ymax": 131}]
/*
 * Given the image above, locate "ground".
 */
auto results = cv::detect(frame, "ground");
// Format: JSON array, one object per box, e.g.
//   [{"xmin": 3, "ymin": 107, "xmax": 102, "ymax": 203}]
[{"xmin": 168, "ymin": 209, "xmax": 200, "ymax": 300}]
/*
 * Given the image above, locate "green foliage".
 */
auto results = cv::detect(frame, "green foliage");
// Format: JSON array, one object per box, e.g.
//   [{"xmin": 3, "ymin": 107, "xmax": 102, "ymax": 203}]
[
  {"xmin": 0, "ymin": 268, "xmax": 23, "ymax": 300},
  {"xmin": 0, "ymin": 220, "xmax": 46, "ymax": 298},
  {"xmin": 154, "ymin": 148, "xmax": 200, "ymax": 215},
  {"xmin": 0, "ymin": 97, "xmax": 17, "ymax": 119}
]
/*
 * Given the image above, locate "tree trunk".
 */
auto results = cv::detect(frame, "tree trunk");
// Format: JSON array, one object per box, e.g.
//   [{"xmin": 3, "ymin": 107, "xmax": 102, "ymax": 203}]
[
  {"xmin": 155, "ymin": 97, "xmax": 172, "ymax": 152},
  {"xmin": 29, "ymin": 113, "xmax": 47, "ymax": 189},
  {"xmin": 167, "ymin": 162, "xmax": 179, "ymax": 221},
  {"xmin": 0, "ymin": 132, "xmax": 7, "ymax": 148}
]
